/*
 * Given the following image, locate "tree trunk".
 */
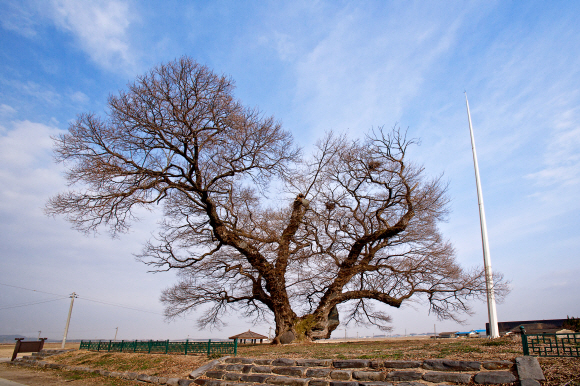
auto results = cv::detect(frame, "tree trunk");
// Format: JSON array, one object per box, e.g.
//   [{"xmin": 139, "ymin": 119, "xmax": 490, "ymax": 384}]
[{"xmin": 272, "ymin": 305, "xmax": 340, "ymax": 344}]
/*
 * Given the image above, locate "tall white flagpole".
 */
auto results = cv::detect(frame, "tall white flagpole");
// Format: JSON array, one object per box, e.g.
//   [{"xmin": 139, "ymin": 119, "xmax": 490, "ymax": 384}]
[{"xmin": 465, "ymin": 94, "xmax": 499, "ymax": 338}]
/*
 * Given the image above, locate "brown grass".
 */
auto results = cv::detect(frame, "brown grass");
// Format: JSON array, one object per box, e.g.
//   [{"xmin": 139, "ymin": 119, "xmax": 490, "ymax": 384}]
[
  {"xmin": 236, "ymin": 336, "xmax": 523, "ymax": 361},
  {"xmin": 3, "ymin": 337, "xmax": 579, "ymax": 385},
  {"xmin": 50, "ymin": 350, "xmax": 208, "ymax": 379}
]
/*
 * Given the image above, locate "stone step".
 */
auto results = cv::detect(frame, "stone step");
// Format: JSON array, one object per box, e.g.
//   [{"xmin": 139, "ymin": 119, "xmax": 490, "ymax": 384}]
[
  {"xmin": 221, "ymin": 358, "xmax": 513, "ymax": 371},
  {"xmin": 194, "ymin": 357, "xmax": 519, "ymax": 386}
]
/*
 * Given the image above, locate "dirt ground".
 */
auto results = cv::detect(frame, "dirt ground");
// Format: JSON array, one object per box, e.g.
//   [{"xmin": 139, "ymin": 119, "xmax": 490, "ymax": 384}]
[
  {"xmin": 0, "ymin": 364, "xmax": 140, "ymax": 386},
  {"xmin": 0, "ymin": 342, "xmax": 80, "ymax": 360},
  {"xmin": 1, "ymin": 338, "xmax": 578, "ymax": 385}
]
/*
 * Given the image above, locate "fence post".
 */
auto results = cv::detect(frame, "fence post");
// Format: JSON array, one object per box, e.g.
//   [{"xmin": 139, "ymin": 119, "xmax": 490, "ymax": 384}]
[
  {"xmin": 520, "ymin": 326, "xmax": 529, "ymax": 356},
  {"xmin": 166, "ymin": 339, "xmax": 169, "ymax": 354},
  {"xmin": 185, "ymin": 339, "xmax": 188, "ymax": 355},
  {"xmin": 234, "ymin": 339, "xmax": 237, "ymax": 356},
  {"xmin": 133, "ymin": 340, "xmax": 137, "ymax": 353},
  {"xmin": 108, "ymin": 340, "xmax": 112, "ymax": 352},
  {"xmin": 120, "ymin": 340, "xmax": 124, "ymax": 352},
  {"xmin": 207, "ymin": 339, "xmax": 211, "ymax": 356},
  {"xmin": 148, "ymin": 340, "xmax": 152, "ymax": 353}
]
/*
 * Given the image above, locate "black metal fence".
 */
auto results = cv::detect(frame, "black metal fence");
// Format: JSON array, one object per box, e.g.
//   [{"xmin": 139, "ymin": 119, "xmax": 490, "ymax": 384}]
[
  {"xmin": 79, "ymin": 339, "xmax": 237, "ymax": 356},
  {"xmin": 520, "ymin": 326, "xmax": 580, "ymax": 357}
]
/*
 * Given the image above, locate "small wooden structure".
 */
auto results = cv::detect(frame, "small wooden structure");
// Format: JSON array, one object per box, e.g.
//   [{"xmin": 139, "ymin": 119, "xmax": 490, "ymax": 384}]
[
  {"xmin": 228, "ymin": 330, "xmax": 268, "ymax": 344},
  {"xmin": 11, "ymin": 338, "xmax": 47, "ymax": 361}
]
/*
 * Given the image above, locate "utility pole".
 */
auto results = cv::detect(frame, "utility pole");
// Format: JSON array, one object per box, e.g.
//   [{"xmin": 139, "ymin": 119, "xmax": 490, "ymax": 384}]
[
  {"xmin": 114, "ymin": 327, "xmax": 118, "ymax": 341},
  {"xmin": 38, "ymin": 331, "xmax": 41, "ymax": 340},
  {"xmin": 61, "ymin": 292, "xmax": 78, "ymax": 349},
  {"xmin": 465, "ymin": 94, "xmax": 499, "ymax": 338}
]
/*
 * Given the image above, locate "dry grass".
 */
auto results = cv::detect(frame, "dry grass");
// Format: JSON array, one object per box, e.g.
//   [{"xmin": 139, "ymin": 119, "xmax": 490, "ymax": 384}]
[
  {"xmin": 3, "ymin": 337, "xmax": 579, "ymax": 385},
  {"xmin": 237, "ymin": 336, "xmax": 523, "ymax": 361},
  {"xmin": 539, "ymin": 357, "xmax": 580, "ymax": 386},
  {"xmin": 50, "ymin": 350, "xmax": 208, "ymax": 379}
]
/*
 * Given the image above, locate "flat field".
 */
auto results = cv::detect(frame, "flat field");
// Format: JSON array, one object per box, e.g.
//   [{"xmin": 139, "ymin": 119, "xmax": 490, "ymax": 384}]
[
  {"xmin": 1, "ymin": 337, "xmax": 578, "ymax": 385},
  {"xmin": 0, "ymin": 341, "xmax": 80, "ymax": 359}
]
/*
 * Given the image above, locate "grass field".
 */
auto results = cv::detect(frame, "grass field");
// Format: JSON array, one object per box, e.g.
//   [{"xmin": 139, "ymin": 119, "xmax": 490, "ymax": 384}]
[{"xmin": 2, "ymin": 337, "xmax": 579, "ymax": 385}]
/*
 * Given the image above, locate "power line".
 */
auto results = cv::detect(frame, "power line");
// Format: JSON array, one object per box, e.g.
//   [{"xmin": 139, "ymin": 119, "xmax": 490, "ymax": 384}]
[
  {"xmin": 0, "ymin": 282, "xmax": 164, "ymax": 316},
  {"xmin": 0, "ymin": 297, "xmax": 68, "ymax": 310},
  {"xmin": 80, "ymin": 297, "xmax": 164, "ymax": 316},
  {"xmin": 0, "ymin": 282, "xmax": 67, "ymax": 297}
]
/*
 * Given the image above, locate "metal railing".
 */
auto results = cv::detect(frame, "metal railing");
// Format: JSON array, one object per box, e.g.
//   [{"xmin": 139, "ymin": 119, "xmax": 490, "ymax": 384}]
[
  {"xmin": 520, "ymin": 326, "xmax": 580, "ymax": 357},
  {"xmin": 79, "ymin": 339, "xmax": 237, "ymax": 356}
]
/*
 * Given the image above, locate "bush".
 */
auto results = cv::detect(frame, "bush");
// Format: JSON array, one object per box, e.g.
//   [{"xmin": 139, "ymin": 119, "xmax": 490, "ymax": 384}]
[{"xmin": 563, "ymin": 316, "xmax": 580, "ymax": 332}]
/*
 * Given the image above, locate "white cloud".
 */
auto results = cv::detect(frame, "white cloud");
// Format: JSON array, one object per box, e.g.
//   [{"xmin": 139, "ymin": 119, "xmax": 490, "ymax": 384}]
[
  {"xmin": 19, "ymin": 81, "xmax": 61, "ymax": 105},
  {"xmin": 49, "ymin": 0, "xmax": 137, "ymax": 72},
  {"xmin": 291, "ymin": 5, "xmax": 465, "ymax": 140},
  {"xmin": 0, "ymin": 79, "xmax": 61, "ymax": 106},
  {"xmin": 69, "ymin": 91, "xmax": 90, "ymax": 104},
  {"xmin": 0, "ymin": 0, "xmax": 38, "ymax": 38},
  {"xmin": 0, "ymin": 121, "xmax": 61, "ymax": 200},
  {"xmin": 0, "ymin": 104, "xmax": 17, "ymax": 117},
  {"xmin": 524, "ymin": 104, "xmax": 580, "ymax": 210}
]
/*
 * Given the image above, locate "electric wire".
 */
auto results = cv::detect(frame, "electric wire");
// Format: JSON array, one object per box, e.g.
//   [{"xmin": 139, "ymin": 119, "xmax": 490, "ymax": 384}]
[
  {"xmin": 0, "ymin": 282, "xmax": 68, "ymax": 297},
  {"xmin": 0, "ymin": 297, "xmax": 68, "ymax": 310},
  {"xmin": 80, "ymin": 297, "xmax": 164, "ymax": 316},
  {"xmin": 0, "ymin": 282, "xmax": 164, "ymax": 315}
]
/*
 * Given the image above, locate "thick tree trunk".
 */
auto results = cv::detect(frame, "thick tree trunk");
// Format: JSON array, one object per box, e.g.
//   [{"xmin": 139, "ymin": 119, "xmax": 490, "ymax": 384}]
[
  {"xmin": 307, "ymin": 305, "xmax": 340, "ymax": 340},
  {"xmin": 272, "ymin": 305, "xmax": 340, "ymax": 344},
  {"xmin": 272, "ymin": 315, "xmax": 297, "ymax": 344}
]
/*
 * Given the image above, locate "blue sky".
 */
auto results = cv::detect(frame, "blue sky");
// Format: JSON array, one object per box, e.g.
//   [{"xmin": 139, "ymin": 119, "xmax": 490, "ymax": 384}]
[{"xmin": 1, "ymin": 0, "xmax": 579, "ymax": 341}]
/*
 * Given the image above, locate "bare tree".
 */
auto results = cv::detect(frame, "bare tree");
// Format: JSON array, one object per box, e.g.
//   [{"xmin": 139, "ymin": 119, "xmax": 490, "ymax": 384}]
[{"xmin": 47, "ymin": 57, "xmax": 508, "ymax": 344}]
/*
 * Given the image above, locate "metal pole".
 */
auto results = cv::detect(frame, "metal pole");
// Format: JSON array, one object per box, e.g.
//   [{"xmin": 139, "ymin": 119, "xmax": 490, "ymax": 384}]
[
  {"xmin": 62, "ymin": 292, "xmax": 78, "ymax": 348},
  {"xmin": 38, "ymin": 331, "xmax": 41, "ymax": 340},
  {"xmin": 114, "ymin": 327, "xmax": 118, "ymax": 341},
  {"xmin": 465, "ymin": 94, "xmax": 499, "ymax": 338}
]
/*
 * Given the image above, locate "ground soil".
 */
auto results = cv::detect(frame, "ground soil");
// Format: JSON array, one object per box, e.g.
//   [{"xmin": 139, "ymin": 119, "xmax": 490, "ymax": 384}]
[
  {"xmin": 0, "ymin": 342, "xmax": 80, "ymax": 360},
  {"xmin": 1, "ymin": 338, "xmax": 578, "ymax": 385},
  {"xmin": 0, "ymin": 364, "xmax": 140, "ymax": 385}
]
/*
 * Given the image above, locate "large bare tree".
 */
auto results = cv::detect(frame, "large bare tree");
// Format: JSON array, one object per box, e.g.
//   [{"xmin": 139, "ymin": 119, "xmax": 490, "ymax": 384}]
[{"xmin": 47, "ymin": 57, "xmax": 507, "ymax": 343}]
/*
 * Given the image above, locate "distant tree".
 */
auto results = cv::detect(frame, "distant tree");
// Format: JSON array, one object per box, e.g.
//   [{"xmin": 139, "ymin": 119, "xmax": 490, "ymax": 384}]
[
  {"xmin": 563, "ymin": 316, "xmax": 580, "ymax": 332},
  {"xmin": 47, "ymin": 57, "xmax": 508, "ymax": 343}
]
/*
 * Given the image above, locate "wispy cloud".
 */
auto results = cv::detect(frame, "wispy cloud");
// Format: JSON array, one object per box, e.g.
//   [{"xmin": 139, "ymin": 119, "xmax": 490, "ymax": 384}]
[
  {"xmin": 69, "ymin": 91, "xmax": 90, "ymax": 104},
  {"xmin": 0, "ymin": 121, "xmax": 62, "ymax": 213},
  {"xmin": 527, "ymin": 106, "xmax": 580, "ymax": 188},
  {"xmin": 0, "ymin": 0, "xmax": 38, "ymax": 38},
  {"xmin": 0, "ymin": 104, "xmax": 17, "ymax": 117},
  {"xmin": 49, "ymin": 0, "xmax": 138, "ymax": 73},
  {"xmin": 290, "ymin": 4, "xmax": 467, "ymax": 140},
  {"xmin": 14, "ymin": 81, "xmax": 61, "ymax": 105}
]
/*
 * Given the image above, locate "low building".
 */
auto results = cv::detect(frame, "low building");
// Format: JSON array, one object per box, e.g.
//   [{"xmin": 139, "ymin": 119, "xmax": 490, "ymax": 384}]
[
  {"xmin": 486, "ymin": 319, "xmax": 570, "ymax": 336},
  {"xmin": 456, "ymin": 329, "xmax": 486, "ymax": 338},
  {"xmin": 228, "ymin": 330, "xmax": 269, "ymax": 344},
  {"xmin": 438, "ymin": 331, "xmax": 459, "ymax": 338}
]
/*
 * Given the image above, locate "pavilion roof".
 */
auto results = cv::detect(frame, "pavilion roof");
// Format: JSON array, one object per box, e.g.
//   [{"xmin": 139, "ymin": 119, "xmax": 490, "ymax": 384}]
[{"xmin": 228, "ymin": 330, "xmax": 268, "ymax": 340}]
